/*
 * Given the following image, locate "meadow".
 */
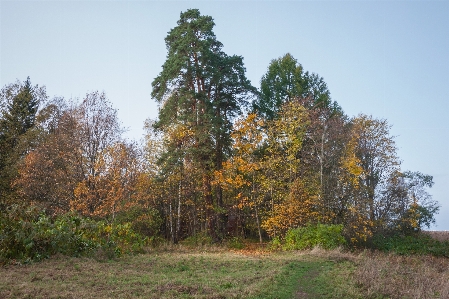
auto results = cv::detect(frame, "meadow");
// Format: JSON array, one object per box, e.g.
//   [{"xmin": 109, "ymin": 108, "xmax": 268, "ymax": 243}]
[{"xmin": 1, "ymin": 244, "xmax": 448, "ymax": 299}]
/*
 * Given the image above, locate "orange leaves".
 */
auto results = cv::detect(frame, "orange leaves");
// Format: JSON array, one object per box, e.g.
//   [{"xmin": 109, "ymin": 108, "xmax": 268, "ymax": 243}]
[
  {"xmin": 231, "ymin": 113, "xmax": 264, "ymax": 155},
  {"xmin": 72, "ymin": 142, "xmax": 142, "ymax": 218},
  {"xmin": 262, "ymin": 178, "xmax": 321, "ymax": 237},
  {"xmin": 214, "ymin": 113, "xmax": 264, "ymax": 210}
]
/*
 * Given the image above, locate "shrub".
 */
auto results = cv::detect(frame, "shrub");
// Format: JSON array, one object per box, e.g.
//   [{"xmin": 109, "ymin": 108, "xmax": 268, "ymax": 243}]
[
  {"xmin": 113, "ymin": 206, "xmax": 162, "ymax": 237},
  {"xmin": 0, "ymin": 209, "xmax": 96, "ymax": 263},
  {"xmin": 182, "ymin": 232, "xmax": 213, "ymax": 247},
  {"xmin": 100, "ymin": 222, "xmax": 148, "ymax": 254},
  {"xmin": 268, "ymin": 236, "xmax": 282, "ymax": 251},
  {"xmin": 0, "ymin": 208, "xmax": 148, "ymax": 264},
  {"xmin": 283, "ymin": 223, "xmax": 346, "ymax": 250},
  {"xmin": 227, "ymin": 237, "xmax": 245, "ymax": 250}
]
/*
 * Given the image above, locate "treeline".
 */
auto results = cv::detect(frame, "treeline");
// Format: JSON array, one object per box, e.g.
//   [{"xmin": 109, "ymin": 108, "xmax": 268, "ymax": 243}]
[{"xmin": 0, "ymin": 9, "xmax": 439, "ymax": 260}]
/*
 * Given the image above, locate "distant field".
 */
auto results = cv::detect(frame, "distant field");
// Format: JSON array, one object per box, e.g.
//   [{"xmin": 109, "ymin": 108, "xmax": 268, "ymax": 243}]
[
  {"xmin": 424, "ymin": 231, "xmax": 449, "ymax": 242},
  {"xmin": 0, "ymin": 246, "xmax": 448, "ymax": 298}
]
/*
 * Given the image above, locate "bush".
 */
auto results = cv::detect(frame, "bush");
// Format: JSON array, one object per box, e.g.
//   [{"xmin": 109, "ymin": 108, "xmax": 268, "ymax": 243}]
[
  {"xmin": 0, "ymin": 208, "xmax": 148, "ymax": 264},
  {"xmin": 227, "ymin": 237, "xmax": 245, "ymax": 250},
  {"xmin": 98, "ymin": 222, "xmax": 148, "ymax": 254},
  {"xmin": 181, "ymin": 232, "xmax": 213, "ymax": 247},
  {"xmin": 268, "ymin": 236, "xmax": 282, "ymax": 251},
  {"xmin": 283, "ymin": 223, "xmax": 346, "ymax": 250},
  {"xmin": 0, "ymin": 209, "xmax": 96, "ymax": 263},
  {"xmin": 113, "ymin": 206, "xmax": 162, "ymax": 237},
  {"xmin": 371, "ymin": 232, "xmax": 449, "ymax": 257}
]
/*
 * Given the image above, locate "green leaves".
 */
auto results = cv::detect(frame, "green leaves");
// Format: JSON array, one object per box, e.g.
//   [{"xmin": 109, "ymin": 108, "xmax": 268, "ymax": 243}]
[
  {"xmin": 283, "ymin": 224, "xmax": 346, "ymax": 250},
  {"xmin": 255, "ymin": 53, "xmax": 305, "ymax": 119}
]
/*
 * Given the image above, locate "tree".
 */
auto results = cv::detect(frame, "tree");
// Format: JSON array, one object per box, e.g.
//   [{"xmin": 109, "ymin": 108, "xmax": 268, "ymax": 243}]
[
  {"xmin": 0, "ymin": 77, "xmax": 46, "ymax": 208},
  {"xmin": 294, "ymin": 95, "xmax": 348, "ymax": 221},
  {"xmin": 72, "ymin": 141, "xmax": 142, "ymax": 220},
  {"xmin": 14, "ymin": 98, "xmax": 78, "ymax": 214},
  {"xmin": 214, "ymin": 113, "xmax": 266, "ymax": 242},
  {"xmin": 15, "ymin": 92, "xmax": 124, "ymax": 216},
  {"xmin": 254, "ymin": 53, "xmax": 305, "ymax": 120},
  {"xmin": 253, "ymin": 53, "xmax": 335, "ymax": 120},
  {"xmin": 260, "ymin": 99, "xmax": 313, "ymax": 237},
  {"xmin": 338, "ymin": 114, "xmax": 402, "ymax": 240},
  {"xmin": 255, "ymin": 55, "xmax": 347, "ymax": 225},
  {"xmin": 392, "ymin": 171, "xmax": 439, "ymax": 232},
  {"xmin": 151, "ymin": 9, "xmax": 256, "ymax": 238}
]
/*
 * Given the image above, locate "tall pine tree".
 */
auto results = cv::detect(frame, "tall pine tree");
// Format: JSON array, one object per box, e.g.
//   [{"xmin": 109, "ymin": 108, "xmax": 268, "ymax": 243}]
[{"xmin": 151, "ymin": 9, "xmax": 255, "ymax": 238}]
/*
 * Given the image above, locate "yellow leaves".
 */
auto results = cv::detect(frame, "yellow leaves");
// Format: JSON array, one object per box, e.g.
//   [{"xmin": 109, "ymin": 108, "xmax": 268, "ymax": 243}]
[
  {"xmin": 343, "ymin": 114, "xmax": 400, "ymax": 185},
  {"xmin": 398, "ymin": 200, "xmax": 421, "ymax": 231},
  {"xmin": 261, "ymin": 178, "xmax": 321, "ymax": 237},
  {"xmin": 165, "ymin": 122, "xmax": 194, "ymax": 144},
  {"xmin": 344, "ymin": 206, "xmax": 373, "ymax": 244},
  {"xmin": 341, "ymin": 143, "xmax": 364, "ymax": 188},
  {"xmin": 213, "ymin": 113, "xmax": 265, "ymax": 210},
  {"xmin": 231, "ymin": 113, "xmax": 264, "ymax": 157}
]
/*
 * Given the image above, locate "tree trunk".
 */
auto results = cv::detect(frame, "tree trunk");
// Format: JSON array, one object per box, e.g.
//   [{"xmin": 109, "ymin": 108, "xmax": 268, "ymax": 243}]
[
  {"xmin": 203, "ymin": 173, "xmax": 215, "ymax": 239},
  {"xmin": 169, "ymin": 200, "xmax": 174, "ymax": 243},
  {"xmin": 175, "ymin": 169, "xmax": 182, "ymax": 244},
  {"xmin": 255, "ymin": 206, "xmax": 262, "ymax": 244}
]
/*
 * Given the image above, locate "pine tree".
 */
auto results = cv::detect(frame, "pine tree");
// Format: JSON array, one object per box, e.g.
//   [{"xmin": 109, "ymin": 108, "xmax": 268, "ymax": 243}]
[{"xmin": 151, "ymin": 9, "xmax": 255, "ymax": 238}]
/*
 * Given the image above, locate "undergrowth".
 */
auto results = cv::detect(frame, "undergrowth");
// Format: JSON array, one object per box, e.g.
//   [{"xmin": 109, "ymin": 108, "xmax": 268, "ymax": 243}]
[
  {"xmin": 0, "ymin": 207, "xmax": 150, "ymax": 264},
  {"xmin": 371, "ymin": 232, "xmax": 449, "ymax": 257},
  {"xmin": 271, "ymin": 223, "xmax": 346, "ymax": 251}
]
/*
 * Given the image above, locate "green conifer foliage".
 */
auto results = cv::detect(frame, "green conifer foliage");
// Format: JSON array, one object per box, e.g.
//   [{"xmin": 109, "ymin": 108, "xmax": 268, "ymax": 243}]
[
  {"xmin": 151, "ymin": 9, "xmax": 255, "ymax": 238},
  {"xmin": 0, "ymin": 77, "xmax": 41, "ymax": 207}
]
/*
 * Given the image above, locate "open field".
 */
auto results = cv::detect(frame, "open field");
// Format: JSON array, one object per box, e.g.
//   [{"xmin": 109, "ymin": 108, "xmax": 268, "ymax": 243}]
[{"xmin": 0, "ymin": 246, "xmax": 448, "ymax": 299}]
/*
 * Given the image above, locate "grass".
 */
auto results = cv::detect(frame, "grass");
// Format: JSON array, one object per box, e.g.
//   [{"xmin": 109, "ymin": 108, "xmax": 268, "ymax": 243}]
[
  {"xmin": 0, "ymin": 246, "xmax": 363, "ymax": 299},
  {"xmin": 355, "ymin": 251, "xmax": 449, "ymax": 299},
  {"xmin": 0, "ymin": 245, "xmax": 448, "ymax": 298},
  {"xmin": 424, "ymin": 231, "xmax": 449, "ymax": 242}
]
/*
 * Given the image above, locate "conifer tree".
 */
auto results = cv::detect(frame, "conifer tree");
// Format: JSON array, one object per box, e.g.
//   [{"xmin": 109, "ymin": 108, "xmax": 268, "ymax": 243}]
[
  {"xmin": 0, "ymin": 77, "xmax": 41, "ymax": 207},
  {"xmin": 151, "ymin": 9, "xmax": 255, "ymax": 238}
]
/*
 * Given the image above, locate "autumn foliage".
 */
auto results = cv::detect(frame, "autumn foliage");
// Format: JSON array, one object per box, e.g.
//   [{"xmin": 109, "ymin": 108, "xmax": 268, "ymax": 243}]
[{"xmin": 0, "ymin": 9, "xmax": 440, "ymax": 263}]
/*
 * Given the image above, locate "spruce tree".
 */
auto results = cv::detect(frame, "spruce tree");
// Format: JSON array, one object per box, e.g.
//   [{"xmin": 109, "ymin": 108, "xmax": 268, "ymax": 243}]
[{"xmin": 0, "ymin": 77, "xmax": 40, "ymax": 207}]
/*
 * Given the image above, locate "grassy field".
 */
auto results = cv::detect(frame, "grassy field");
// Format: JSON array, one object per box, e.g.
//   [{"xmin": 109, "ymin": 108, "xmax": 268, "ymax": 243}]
[{"xmin": 0, "ymin": 245, "xmax": 448, "ymax": 299}]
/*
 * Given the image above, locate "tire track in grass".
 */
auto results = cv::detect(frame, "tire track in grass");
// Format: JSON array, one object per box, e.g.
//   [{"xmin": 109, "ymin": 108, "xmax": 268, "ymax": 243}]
[{"xmin": 252, "ymin": 260, "xmax": 335, "ymax": 299}]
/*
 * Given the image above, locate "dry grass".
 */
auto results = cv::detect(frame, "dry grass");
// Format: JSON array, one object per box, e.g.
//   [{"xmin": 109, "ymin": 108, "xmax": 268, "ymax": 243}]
[
  {"xmin": 308, "ymin": 246, "xmax": 357, "ymax": 263},
  {"xmin": 354, "ymin": 251, "xmax": 449, "ymax": 299},
  {"xmin": 306, "ymin": 247, "xmax": 449, "ymax": 299},
  {"xmin": 424, "ymin": 231, "xmax": 449, "ymax": 242},
  {"xmin": 0, "ymin": 251, "xmax": 256, "ymax": 298},
  {"xmin": 1, "ymin": 246, "xmax": 449, "ymax": 298},
  {"xmin": 0, "ymin": 248, "xmax": 328, "ymax": 299}
]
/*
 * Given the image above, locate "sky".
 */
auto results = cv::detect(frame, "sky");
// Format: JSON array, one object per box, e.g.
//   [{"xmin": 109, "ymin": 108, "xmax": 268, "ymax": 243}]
[{"xmin": 1, "ymin": 0, "xmax": 448, "ymax": 229}]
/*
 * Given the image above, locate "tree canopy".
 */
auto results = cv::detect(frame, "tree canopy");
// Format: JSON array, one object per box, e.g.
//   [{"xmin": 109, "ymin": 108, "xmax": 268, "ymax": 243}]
[{"xmin": 0, "ymin": 10, "xmax": 439, "ymax": 256}]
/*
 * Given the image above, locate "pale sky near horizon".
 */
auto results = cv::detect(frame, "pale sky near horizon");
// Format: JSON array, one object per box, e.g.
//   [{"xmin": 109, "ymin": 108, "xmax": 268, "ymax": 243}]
[{"xmin": 1, "ymin": 0, "xmax": 448, "ymax": 229}]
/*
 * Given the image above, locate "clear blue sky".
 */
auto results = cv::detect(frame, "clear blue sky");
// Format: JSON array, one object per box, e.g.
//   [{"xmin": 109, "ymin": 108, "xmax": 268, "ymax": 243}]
[{"xmin": 1, "ymin": 0, "xmax": 448, "ymax": 229}]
